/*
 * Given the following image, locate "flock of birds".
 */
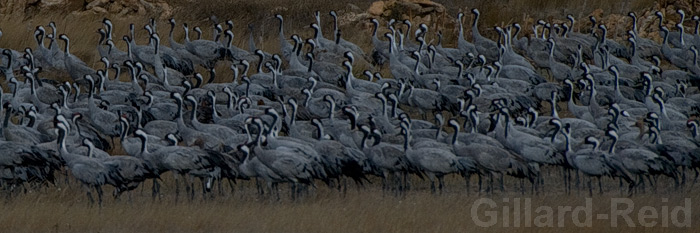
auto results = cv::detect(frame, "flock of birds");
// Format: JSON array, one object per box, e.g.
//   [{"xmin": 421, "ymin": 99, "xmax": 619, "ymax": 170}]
[{"xmin": 1, "ymin": 8, "xmax": 700, "ymax": 206}]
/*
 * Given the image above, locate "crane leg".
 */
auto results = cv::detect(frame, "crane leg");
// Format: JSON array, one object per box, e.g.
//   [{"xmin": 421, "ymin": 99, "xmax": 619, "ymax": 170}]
[
  {"xmin": 597, "ymin": 177, "xmax": 603, "ymax": 195},
  {"xmin": 680, "ymin": 167, "xmax": 686, "ymax": 187},
  {"xmin": 519, "ymin": 179, "xmax": 525, "ymax": 195},
  {"xmin": 273, "ymin": 183, "xmax": 280, "ymax": 201},
  {"xmin": 627, "ymin": 181, "xmax": 635, "ymax": 197},
  {"xmin": 499, "ymin": 173, "xmax": 505, "ymax": 193},
  {"xmin": 334, "ymin": 177, "xmax": 341, "ymax": 192},
  {"xmin": 266, "ymin": 181, "xmax": 274, "ymax": 199},
  {"xmin": 185, "ymin": 175, "xmax": 193, "ymax": 200},
  {"xmin": 403, "ymin": 172, "xmax": 411, "ymax": 192},
  {"xmin": 187, "ymin": 175, "xmax": 195, "ymax": 200},
  {"xmin": 255, "ymin": 178, "xmax": 263, "ymax": 196},
  {"xmin": 290, "ymin": 183, "xmax": 296, "ymax": 200},
  {"xmin": 127, "ymin": 189, "xmax": 134, "ymax": 204},
  {"xmin": 534, "ymin": 174, "xmax": 541, "ymax": 195},
  {"xmin": 85, "ymin": 187, "xmax": 95, "ymax": 206},
  {"xmin": 380, "ymin": 171, "xmax": 388, "ymax": 191},
  {"xmin": 670, "ymin": 173, "xmax": 679, "ymax": 191},
  {"xmin": 543, "ymin": 168, "xmax": 549, "ymax": 185},
  {"xmin": 390, "ymin": 172, "xmax": 397, "ymax": 194},
  {"xmin": 200, "ymin": 177, "xmax": 207, "ymax": 200},
  {"xmin": 95, "ymin": 185, "xmax": 102, "ymax": 207},
  {"xmin": 152, "ymin": 179, "xmax": 160, "ymax": 201},
  {"xmin": 561, "ymin": 167, "xmax": 567, "ymax": 193},
  {"xmin": 636, "ymin": 176, "xmax": 642, "ymax": 194},
  {"xmin": 647, "ymin": 175, "xmax": 656, "ymax": 193},
  {"xmin": 488, "ymin": 173, "xmax": 494, "ymax": 194},
  {"xmin": 113, "ymin": 187, "xmax": 122, "ymax": 201},
  {"xmin": 63, "ymin": 169, "xmax": 70, "ymax": 186},
  {"xmin": 634, "ymin": 175, "xmax": 642, "ymax": 194},
  {"xmin": 227, "ymin": 178, "xmax": 236, "ymax": 195},
  {"xmin": 565, "ymin": 168, "xmax": 571, "ymax": 195},
  {"xmin": 216, "ymin": 177, "xmax": 224, "ymax": 196},
  {"xmin": 342, "ymin": 176, "xmax": 348, "ymax": 195},
  {"xmin": 477, "ymin": 173, "xmax": 482, "ymax": 194},
  {"xmin": 394, "ymin": 173, "xmax": 402, "ymax": 197},
  {"xmin": 464, "ymin": 173, "xmax": 471, "ymax": 194},
  {"xmin": 173, "ymin": 173, "xmax": 180, "ymax": 201},
  {"xmin": 618, "ymin": 177, "xmax": 625, "ymax": 195}
]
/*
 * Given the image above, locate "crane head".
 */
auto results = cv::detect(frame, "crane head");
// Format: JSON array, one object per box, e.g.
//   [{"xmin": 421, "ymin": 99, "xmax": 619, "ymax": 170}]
[
  {"xmin": 264, "ymin": 107, "xmax": 279, "ymax": 117},
  {"xmin": 238, "ymin": 144, "xmax": 250, "ymax": 154},
  {"xmin": 82, "ymin": 138, "xmax": 95, "ymax": 147},
  {"xmin": 471, "ymin": 8, "xmax": 479, "ymax": 15},
  {"xmin": 655, "ymin": 11, "xmax": 663, "ymax": 19},
  {"xmin": 447, "ymin": 118, "xmax": 460, "ymax": 128},
  {"xmin": 171, "ymin": 92, "xmax": 182, "ymax": 101},
  {"xmin": 311, "ymin": 118, "xmax": 322, "ymax": 126},
  {"xmin": 374, "ymin": 92, "xmax": 385, "ymax": 100}
]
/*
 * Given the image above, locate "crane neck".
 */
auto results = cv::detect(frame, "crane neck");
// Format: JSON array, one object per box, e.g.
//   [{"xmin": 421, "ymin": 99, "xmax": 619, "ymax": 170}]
[
  {"xmin": 551, "ymin": 98, "xmax": 559, "ymax": 119},
  {"xmin": 458, "ymin": 16, "xmax": 465, "ymax": 41},
  {"xmin": 360, "ymin": 129, "xmax": 368, "ymax": 149},
  {"xmin": 402, "ymin": 130, "xmax": 411, "ymax": 152},
  {"xmin": 451, "ymin": 124, "xmax": 459, "ymax": 146},
  {"xmin": 550, "ymin": 123, "xmax": 561, "ymax": 143},
  {"xmin": 608, "ymin": 135, "xmax": 617, "ymax": 154},
  {"xmin": 2, "ymin": 106, "xmax": 11, "ymax": 128},
  {"xmin": 244, "ymin": 122, "xmax": 252, "ymax": 143},
  {"xmin": 63, "ymin": 37, "xmax": 70, "ymax": 55},
  {"xmin": 315, "ymin": 121, "xmax": 324, "ymax": 140},
  {"xmin": 58, "ymin": 128, "xmax": 69, "ymax": 155},
  {"xmin": 211, "ymin": 95, "xmax": 220, "ymax": 121},
  {"xmin": 290, "ymin": 103, "xmax": 298, "ymax": 125},
  {"xmin": 564, "ymin": 130, "xmax": 572, "ymax": 153},
  {"xmin": 328, "ymin": 100, "xmax": 336, "ymax": 120},
  {"xmin": 189, "ymin": 99, "xmax": 198, "ymax": 123}
]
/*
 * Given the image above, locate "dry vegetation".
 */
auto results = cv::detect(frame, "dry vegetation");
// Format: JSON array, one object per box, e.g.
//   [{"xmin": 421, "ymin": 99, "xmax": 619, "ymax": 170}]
[
  {"xmin": 0, "ymin": 175, "xmax": 700, "ymax": 232},
  {"xmin": 0, "ymin": 0, "xmax": 698, "ymax": 232},
  {"xmin": 0, "ymin": 175, "xmax": 698, "ymax": 232}
]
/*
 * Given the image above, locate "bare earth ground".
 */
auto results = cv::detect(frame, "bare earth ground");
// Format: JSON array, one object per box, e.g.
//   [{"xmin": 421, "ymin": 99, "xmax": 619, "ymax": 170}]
[{"xmin": 0, "ymin": 0, "xmax": 697, "ymax": 232}]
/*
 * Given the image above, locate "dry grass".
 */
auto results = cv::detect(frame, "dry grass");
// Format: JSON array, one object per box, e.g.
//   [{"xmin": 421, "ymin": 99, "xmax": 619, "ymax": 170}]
[{"xmin": 0, "ymin": 173, "xmax": 697, "ymax": 232}]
